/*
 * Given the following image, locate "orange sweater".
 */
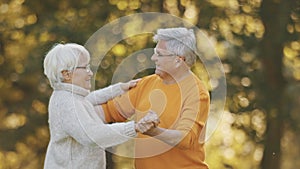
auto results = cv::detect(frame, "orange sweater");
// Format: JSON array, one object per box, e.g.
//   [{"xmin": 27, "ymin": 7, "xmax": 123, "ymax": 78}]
[{"xmin": 102, "ymin": 73, "xmax": 210, "ymax": 169}]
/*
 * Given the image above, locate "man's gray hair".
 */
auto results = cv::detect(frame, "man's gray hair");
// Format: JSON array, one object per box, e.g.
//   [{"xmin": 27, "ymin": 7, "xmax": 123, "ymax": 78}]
[
  {"xmin": 43, "ymin": 43, "xmax": 89, "ymax": 87},
  {"xmin": 153, "ymin": 27, "xmax": 197, "ymax": 67}
]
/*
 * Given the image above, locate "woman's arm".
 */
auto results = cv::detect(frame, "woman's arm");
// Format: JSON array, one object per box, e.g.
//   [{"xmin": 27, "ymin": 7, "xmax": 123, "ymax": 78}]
[
  {"xmin": 60, "ymin": 99, "xmax": 158, "ymax": 148},
  {"xmin": 59, "ymin": 99, "xmax": 136, "ymax": 148},
  {"xmin": 86, "ymin": 79, "xmax": 140, "ymax": 105}
]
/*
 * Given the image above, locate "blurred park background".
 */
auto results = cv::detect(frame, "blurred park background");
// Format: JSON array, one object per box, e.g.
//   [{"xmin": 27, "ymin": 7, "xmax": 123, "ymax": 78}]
[{"xmin": 0, "ymin": 0, "xmax": 300, "ymax": 169}]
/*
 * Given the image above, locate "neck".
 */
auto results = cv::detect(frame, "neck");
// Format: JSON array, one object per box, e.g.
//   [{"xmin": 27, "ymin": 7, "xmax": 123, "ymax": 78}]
[{"xmin": 162, "ymin": 70, "xmax": 191, "ymax": 85}]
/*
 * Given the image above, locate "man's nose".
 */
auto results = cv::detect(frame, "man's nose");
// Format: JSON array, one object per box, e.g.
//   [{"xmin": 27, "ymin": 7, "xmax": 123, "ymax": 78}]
[{"xmin": 151, "ymin": 53, "xmax": 157, "ymax": 61}]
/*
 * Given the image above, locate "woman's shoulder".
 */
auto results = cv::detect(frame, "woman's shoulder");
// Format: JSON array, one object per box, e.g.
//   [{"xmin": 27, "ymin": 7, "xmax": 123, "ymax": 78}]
[{"xmin": 50, "ymin": 90, "xmax": 82, "ymax": 108}]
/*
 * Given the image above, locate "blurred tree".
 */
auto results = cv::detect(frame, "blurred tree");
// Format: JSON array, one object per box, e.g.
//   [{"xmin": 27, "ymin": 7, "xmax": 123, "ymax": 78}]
[
  {"xmin": 259, "ymin": 1, "xmax": 298, "ymax": 169},
  {"xmin": 0, "ymin": 0, "xmax": 117, "ymax": 168},
  {"xmin": 201, "ymin": 0, "xmax": 300, "ymax": 169},
  {"xmin": 0, "ymin": 0, "xmax": 299, "ymax": 169}
]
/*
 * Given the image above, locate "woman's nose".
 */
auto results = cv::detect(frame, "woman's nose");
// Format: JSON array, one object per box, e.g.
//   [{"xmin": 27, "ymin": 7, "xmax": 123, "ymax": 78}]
[{"xmin": 88, "ymin": 70, "xmax": 93, "ymax": 76}]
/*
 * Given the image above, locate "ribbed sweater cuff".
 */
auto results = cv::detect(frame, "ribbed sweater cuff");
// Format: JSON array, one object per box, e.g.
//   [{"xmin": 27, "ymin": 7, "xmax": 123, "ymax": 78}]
[
  {"xmin": 110, "ymin": 83, "xmax": 124, "ymax": 99},
  {"xmin": 124, "ymin": 121, "xmax": 137, "ymax": 137}
]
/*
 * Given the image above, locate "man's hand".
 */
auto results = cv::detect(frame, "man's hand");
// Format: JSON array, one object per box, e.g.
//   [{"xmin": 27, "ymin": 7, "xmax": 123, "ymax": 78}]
[{"xmin": 135, "ymin": 111, "xmax": 160, "ymax": 133}]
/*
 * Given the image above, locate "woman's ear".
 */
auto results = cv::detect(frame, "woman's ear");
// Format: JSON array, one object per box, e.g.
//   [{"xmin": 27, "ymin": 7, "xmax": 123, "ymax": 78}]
[{"xmin": 61, "ymin": 70, "xmax": 72, "ymax": 82}]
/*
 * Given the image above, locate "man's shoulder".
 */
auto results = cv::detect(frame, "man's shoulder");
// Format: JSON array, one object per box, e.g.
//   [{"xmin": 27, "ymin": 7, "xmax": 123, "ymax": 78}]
[
  {"xmin": 182, "ymin": 73, "xmax": 210, "ymax": 99},
  {"xmin": 190, "ymin": 74, "xmax": 208, "ymax": 89},
  {"xmin": 142, "ymin": 74, "xmax": 159, "ymax": 80},
  {"xmin": 140, "ymin": 74, "xmax": 160, "ymax": 83}
]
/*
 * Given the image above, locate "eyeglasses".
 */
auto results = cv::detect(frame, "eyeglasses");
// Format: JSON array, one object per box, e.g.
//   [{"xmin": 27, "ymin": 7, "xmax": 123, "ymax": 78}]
[
  {"xmin": 76, "ymin": 64, "xmax": 91, "ymax": 73},
  {"xmin": 154, "ymin": 48, "xmax": 176, "ymax": 57}
]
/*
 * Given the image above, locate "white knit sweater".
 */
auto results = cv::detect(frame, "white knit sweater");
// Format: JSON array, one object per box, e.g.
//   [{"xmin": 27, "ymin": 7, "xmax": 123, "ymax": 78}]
[{"xmin": 44, "ymin": 83, "xmax": 136, "ymax": 169}]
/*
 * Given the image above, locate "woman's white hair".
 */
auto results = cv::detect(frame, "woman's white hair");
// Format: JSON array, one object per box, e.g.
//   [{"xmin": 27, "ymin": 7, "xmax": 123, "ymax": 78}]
[
  {"xmin": 153, "ymin": 27, "xmax": 197, "ymax": 67},
  {"xmin": 43, "ymin": 43, "xmax": 89, "ymax": 87}
]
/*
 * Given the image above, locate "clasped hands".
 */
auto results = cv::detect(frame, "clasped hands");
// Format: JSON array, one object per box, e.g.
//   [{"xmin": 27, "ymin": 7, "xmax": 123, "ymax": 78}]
[{"xmin": 135, "ymin": 111, "xmax": 160, "ymax": 133}]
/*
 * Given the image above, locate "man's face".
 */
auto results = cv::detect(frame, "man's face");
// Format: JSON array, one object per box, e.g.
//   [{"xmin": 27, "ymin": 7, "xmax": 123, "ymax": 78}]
[{"xmin": 151, "ymin": 40, "xmax": 177, "ymax": 79}]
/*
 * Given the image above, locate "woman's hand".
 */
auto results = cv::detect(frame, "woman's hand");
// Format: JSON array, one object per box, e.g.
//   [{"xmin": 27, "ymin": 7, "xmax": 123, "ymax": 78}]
[
  {"xmin": 120, "ymin": 79, "xmax": 141, "ymax": 91},
  {"xmin": 135, "ymin": 110, "xmax": 160, "ymax": 133}
]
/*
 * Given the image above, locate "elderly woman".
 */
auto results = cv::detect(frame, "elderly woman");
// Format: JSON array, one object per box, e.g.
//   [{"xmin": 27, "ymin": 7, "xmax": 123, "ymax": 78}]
[{"xmin": 43, "ymin": 43, "xmax": 158, "ymax": 169}]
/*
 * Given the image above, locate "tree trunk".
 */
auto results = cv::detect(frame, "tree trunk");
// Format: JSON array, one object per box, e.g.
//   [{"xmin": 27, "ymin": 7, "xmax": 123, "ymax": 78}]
[{"xmin": 259, "ymin": 0, "xmax": 295, "ymax": 169}]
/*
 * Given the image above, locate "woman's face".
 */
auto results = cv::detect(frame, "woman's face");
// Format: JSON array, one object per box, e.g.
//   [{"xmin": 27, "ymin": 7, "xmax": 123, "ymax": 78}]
[{"xmin": 71, "ymin": 53, "xmax": 93, "ymax": 90}]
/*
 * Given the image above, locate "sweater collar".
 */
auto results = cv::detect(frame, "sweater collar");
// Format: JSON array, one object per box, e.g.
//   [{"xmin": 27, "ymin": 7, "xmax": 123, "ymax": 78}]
[{"xmin": 52, "ymin": 83, "xmax": 90, "ymax": 97}]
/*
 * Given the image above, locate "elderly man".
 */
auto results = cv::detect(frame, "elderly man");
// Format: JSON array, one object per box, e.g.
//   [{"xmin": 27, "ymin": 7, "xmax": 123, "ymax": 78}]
[{"xmin": 101, "ymin": 27, "xmax": 210, "ymax": 169}]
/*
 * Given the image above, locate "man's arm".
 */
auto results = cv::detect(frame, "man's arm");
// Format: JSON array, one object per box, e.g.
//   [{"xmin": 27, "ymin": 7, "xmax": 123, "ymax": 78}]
[
  {"xmin": 143, "ymin": 92, "xmax": 210, "ymax": 149},
  {"xmin": 101, "ymin": 80, "xmax": 144, "ymax": 122},
  {"xmin": 143, "ymin": 127, "xmax": 184, "ymax": 146}
]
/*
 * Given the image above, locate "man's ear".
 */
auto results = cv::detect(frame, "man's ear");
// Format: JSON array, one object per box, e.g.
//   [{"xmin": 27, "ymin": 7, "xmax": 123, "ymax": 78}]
[
  {"xmin": 178, "ymin": 56, "xmax": 186, "ymax": 61},
  {"xmin": 61, "ymin": 70, "xmax": 72, "ymax": 82}
]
